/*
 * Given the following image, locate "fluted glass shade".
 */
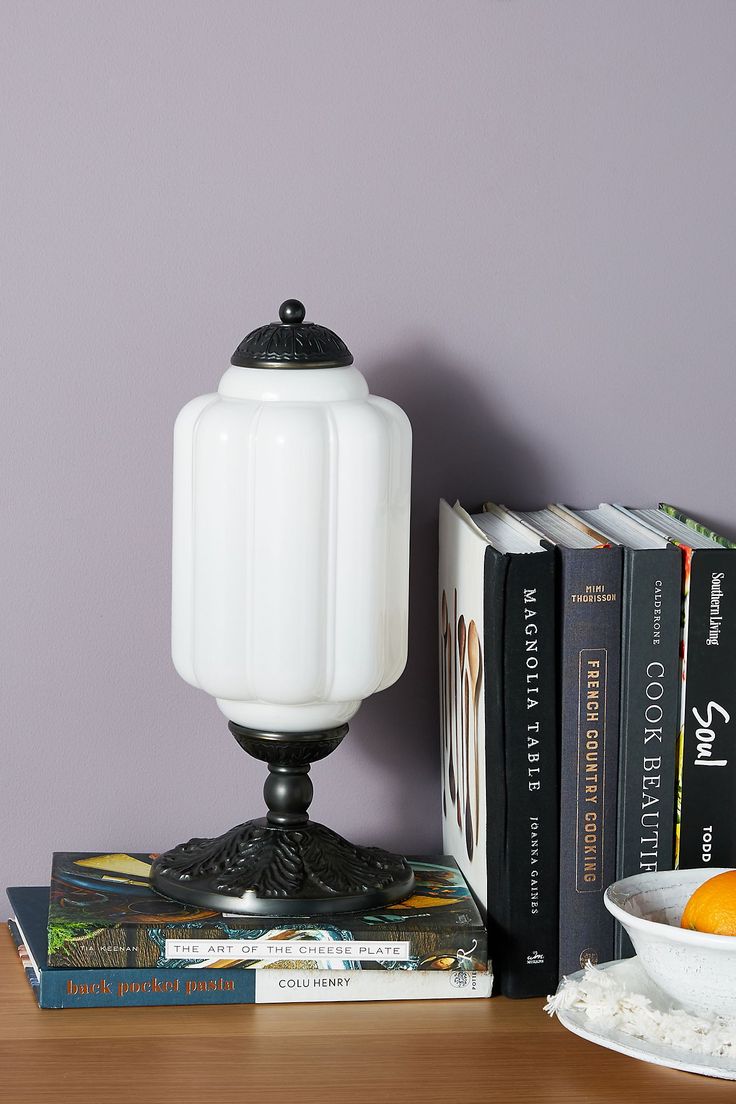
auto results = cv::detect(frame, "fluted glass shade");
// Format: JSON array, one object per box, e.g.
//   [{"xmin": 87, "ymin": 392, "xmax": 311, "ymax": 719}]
[{"xmin": 171, "ymin": 362, "xmax": 411, "ymax": 733}]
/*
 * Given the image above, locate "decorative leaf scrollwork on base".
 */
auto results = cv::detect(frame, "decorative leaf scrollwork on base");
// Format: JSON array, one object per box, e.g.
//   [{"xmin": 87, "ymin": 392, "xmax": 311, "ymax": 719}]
[{"xmin": 152, "ymin": 820, "xmax": 414, "ymax": 914}]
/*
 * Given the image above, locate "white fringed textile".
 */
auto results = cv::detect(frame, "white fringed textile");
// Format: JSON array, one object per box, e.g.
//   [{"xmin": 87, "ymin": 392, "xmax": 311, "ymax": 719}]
[{"xmin": 545, "ymin": 959, "xmax": 736, "ymax": 1059}]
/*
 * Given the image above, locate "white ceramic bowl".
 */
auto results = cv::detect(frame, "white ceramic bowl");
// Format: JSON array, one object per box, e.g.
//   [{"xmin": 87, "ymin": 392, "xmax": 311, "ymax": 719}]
[{"xmin": 604, "ymin": 868, "xmax": 736, "ymax": 1017}]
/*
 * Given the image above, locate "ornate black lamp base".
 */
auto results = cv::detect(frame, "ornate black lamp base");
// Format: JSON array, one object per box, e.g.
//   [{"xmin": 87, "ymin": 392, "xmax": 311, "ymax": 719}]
[
  {"xmin": 151, "ymin": 818, "xmax": 415, "ymax": 916},
  {"xmin": 151, "ymin": 722, "xmax": 415, "ymax": 916}
]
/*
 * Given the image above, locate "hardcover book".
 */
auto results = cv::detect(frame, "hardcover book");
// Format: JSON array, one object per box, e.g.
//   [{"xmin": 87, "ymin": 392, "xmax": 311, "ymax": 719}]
[
  {"xmin": 10, "ymin": 888, "xmax": 491, "ymax": 1008},
  {"xmin": 621, "ymin": 505, "xmax": 736, "ymax": 869},
  {"xmin": 438, "ymin": 500, "xmax": 559, "ymax": 997},
  {"xmin": 510, "ymin": 506, "xmax": 622, "ymax": 978},
  {"xmin": 47, "ymin": 853, "xmax": 487, "ymax": 972},
  {"xmin": 573, "ymin": 505, "xmax": 682, "ymax": 958}
]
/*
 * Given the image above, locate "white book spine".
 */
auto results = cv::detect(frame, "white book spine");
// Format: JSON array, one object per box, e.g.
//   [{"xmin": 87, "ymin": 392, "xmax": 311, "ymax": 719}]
[{"xmin": 253, "ymin": 969, "xmax": 492, "ymax": 1003}]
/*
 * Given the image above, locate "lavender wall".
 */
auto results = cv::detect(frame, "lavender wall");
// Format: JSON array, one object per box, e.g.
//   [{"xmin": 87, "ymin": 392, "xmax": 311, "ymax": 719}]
[{"xmin": 3, "ymin": 2, "xmax": 736, "ymax": 901}]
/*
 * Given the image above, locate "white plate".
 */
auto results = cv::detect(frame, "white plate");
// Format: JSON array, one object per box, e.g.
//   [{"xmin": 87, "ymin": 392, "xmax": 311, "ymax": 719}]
[{"xmin": 555, "ymin": 959, "xmax": 736, "ymax": 1081}]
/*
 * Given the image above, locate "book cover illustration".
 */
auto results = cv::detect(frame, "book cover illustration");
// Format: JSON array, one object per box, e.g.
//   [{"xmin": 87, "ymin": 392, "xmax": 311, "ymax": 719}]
[
  {"xmin": 439, "ymin": 581, "xmax": 484, "ymax": 873},
  {"xmin": 662, "ymin": 505, "xmax": 736, "ymax": 550},
  {"xmin": 438, "ymin": 502, "xmax": 489, "ymax": 908},
  {"xmin": 48, "ymin": 853, "xmax": 487, "ymax": 971},
  {"xmin": 11, "ymin": 888, "xmax": 492, "ymax": 1008}
]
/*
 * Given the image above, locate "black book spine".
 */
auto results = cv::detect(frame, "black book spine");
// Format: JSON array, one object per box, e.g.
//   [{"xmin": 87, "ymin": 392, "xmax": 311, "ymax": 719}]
[
  {"xmin": 678, "ymin": 547, "xmax": 736, "ymax": 868},
  {"xmin": 500, "ymin": 549, "xmax": 559, "ymax": 997},
  {"xmin": 615, "ymin": 546, "xmax": 682, "ymax": 957},
  {"xmin": 557, "ymin": 545, "xmax": 623, "ymax": 978},
  {"xmin": 482, "ymin": 548, "xmax": 508, "ymax": 986}
]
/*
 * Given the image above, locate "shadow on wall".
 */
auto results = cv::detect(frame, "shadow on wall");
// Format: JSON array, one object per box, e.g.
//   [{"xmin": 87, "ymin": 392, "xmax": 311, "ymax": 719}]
[{"xmin": 357, "ymin": 343, "xmax": 563, "ymax": 806}]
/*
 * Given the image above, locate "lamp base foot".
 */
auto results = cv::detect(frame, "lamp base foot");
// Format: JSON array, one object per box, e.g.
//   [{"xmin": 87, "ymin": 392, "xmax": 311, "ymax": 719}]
[{"xmin": 151, "ymin": 819, "xmax": 415, "ymax": 916}]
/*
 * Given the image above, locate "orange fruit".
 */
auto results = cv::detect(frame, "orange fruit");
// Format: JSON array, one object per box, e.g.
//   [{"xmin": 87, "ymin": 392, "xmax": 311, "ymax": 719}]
[{"xmin": 681, "ymin": 870, "xmax": 736, "ymax": 935}]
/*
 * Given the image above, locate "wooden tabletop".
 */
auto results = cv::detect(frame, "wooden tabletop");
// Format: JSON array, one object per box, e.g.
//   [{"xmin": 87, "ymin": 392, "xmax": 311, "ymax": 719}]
[{"xmin": 0, "ymin": 930, "xmax": 732, "ymax": 1103}]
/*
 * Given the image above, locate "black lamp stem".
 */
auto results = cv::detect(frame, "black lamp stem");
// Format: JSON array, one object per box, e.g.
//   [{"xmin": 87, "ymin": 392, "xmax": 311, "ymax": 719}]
[{"xmin": 150, "ymin": 723, "xmax": 415, "ymax": 916}]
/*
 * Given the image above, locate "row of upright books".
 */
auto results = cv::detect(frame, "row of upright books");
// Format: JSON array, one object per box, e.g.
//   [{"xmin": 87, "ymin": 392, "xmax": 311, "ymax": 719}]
[
  {"xmin": 8, "ymin": 851, "xmax": 490, "ymax": 1008},
  {"xmin": 439, "ymin": 499, "xmax": 736, "ymax": 998}
]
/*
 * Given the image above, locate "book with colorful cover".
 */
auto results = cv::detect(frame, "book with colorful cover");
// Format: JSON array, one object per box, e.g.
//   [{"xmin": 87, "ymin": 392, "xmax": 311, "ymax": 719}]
[
  {"xmin": 47, "ymin": 853, "xmax": 488, "ymax": 972},
  {"xmin": 9, "ymin": 887, "xmax": 492, "ymax": 1008}
]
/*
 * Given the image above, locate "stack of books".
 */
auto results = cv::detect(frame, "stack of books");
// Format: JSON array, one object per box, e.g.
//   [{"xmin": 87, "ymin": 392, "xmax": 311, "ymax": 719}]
[
  {"xmin": 8, "ymin": 851, "xmax": 490, "ymax": 1008},
  {"xmin": 439, "ymin": 500, "xmax": 736, "ymax": 996}
]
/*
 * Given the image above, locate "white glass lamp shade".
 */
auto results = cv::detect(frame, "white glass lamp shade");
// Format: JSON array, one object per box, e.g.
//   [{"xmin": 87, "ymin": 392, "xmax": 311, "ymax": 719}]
[{"xmin": 171, "ymin": 358, "xmax": 411, "ymax": 734}]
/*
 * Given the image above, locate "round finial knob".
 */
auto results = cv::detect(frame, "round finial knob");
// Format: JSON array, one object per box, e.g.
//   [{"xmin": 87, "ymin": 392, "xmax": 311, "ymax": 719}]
[{"xmin": 279, "ymin": 299, "xmax": 306, "ymax": 325}]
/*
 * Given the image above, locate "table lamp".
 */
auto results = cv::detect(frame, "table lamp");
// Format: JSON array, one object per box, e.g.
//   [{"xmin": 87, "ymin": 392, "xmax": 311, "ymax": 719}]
[{"xmin": 151, "ymin": 300, "xmax": 415, "ymax": 915}]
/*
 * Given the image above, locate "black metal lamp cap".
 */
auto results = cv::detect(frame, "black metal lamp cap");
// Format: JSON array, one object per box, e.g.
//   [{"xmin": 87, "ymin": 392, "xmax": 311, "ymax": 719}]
[{"xmin": 231, "ymin": 300, "xmax": 354, "ymax": 370}]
